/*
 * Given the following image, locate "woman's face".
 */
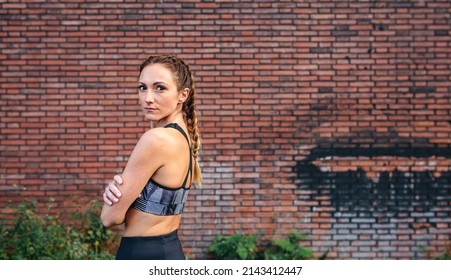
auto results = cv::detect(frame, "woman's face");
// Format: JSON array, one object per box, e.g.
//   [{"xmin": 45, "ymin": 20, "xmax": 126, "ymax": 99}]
[{"xmin": 138, "ymin": 63, "xmax": 181, "ymax": 123}]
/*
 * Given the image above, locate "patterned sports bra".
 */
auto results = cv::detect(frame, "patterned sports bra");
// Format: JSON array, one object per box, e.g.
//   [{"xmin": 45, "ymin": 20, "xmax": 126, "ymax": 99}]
[{"xmin": 131, "ymin": 123, "xmax": 192, "ymax": 216}]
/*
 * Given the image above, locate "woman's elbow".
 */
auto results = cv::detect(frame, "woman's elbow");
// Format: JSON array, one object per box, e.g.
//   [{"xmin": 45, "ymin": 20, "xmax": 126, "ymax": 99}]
[
  {"xmin": 101, "ymin": 216, "xmax": 113, "ymax": 228},
  {"xmin": 100, "ymin": 212, "xmax": 112, "ymax": 227},
  {"xmin": 100, "ymin": 209, "xmax": 122, "ymax": 227}
]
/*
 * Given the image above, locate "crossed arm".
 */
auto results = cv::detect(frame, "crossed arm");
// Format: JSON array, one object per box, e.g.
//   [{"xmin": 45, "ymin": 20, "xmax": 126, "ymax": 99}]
[{"xmin": 100, "ymin": 130, "xmax": 166, "ymax": 227}]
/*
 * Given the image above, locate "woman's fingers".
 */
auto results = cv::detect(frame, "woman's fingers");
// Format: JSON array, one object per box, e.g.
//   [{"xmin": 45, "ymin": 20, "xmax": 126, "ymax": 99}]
[
  {"xmin": 103, "ymin": 189, "xmax": 114, "ymax": 206},
  {"xmin": 103, "ymin": 180, "xmax": 120, "ymax": 205},
  {"xmin": 113, "ymin": 174, "xmax": 123, "ymax": 185},
  {"xmin": 108, "ymin": 180, "xmax": 122, "ymax": 198}
]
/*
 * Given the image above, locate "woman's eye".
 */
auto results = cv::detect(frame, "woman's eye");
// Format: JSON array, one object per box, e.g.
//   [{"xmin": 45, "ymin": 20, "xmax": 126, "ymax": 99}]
[
  {"xmin": 155, "ymin": 85, "xmax": 166, "ymax": 91},
  {"xmin": 138, "ymin": 85, "xmax": 147, "ymax": 91}
]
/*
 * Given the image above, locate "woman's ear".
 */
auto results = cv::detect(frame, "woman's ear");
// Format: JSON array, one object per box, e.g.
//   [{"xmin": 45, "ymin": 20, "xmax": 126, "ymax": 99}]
[{"xmin": 178, "ymin": 87, "xmax": 190, "ymax": 103}]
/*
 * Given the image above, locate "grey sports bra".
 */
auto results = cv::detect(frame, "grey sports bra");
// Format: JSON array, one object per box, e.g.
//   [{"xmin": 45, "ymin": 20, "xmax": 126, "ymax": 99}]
[{"xmin": 130, "ymin": 123, "xmax": 192, "ymax": 216}]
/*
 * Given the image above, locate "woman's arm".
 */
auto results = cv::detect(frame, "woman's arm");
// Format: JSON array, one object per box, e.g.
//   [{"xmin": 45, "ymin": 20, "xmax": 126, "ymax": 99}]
[{"xmin": 100, "ymin": 129, "xmax": 167, "ymax": 227}]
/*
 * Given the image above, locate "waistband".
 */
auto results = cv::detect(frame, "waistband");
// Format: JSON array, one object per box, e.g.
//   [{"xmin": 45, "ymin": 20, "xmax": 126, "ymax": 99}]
[{"xmin": 121, "ymin": 230, "xmax": 179, "ymax": 242}]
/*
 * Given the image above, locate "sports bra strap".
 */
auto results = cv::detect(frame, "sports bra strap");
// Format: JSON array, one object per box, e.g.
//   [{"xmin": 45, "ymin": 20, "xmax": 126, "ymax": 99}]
[{"xmin": 164, "ymin": 123, "xmax": 192, "ymax": 188}]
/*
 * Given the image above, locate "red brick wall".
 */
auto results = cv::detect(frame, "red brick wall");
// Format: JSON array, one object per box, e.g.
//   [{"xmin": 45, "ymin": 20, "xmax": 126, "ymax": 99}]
[{"xmin": 1, "ymin": 0, "xmax": 450, "ymax": 259}]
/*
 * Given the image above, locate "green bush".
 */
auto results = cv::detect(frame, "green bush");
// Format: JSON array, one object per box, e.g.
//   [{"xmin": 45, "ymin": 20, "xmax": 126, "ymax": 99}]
[
  {"xmin": 208, "ymin": 231, "xmax": 323, "ymax": 260},
  {"xmin": 0, "ymin": 199, "xmax": 118, "ymax": 260},
  {"xmin": 208, "ymin": 233, "xmax": 259, "ymax": 260},
  {"xmin": 264, "ymin": 230, "xmax": 316, "ymax": 260},
  {"xmin": 71, "ymin": 200, "xmax": 119, "ymax": 259},
  {"xmin": 435, "ymin": 245, "xmax": 451, "ymax": 260}
]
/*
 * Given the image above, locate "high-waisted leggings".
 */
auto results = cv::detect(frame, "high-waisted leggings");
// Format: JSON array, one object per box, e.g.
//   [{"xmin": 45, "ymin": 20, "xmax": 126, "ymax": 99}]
[{"xmin": 115, "ymin": 230, "xmax": 185, "ymax": 260}]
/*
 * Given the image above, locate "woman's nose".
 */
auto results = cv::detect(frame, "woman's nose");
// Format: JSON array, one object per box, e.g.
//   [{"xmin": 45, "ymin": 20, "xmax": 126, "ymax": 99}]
[{"xmin": 145, "ymin": 91, "xmax": 154, "ymax": 103}]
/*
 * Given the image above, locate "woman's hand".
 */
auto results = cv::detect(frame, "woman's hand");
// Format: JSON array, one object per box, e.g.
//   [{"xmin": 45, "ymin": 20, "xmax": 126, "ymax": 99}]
[{"xmin": 103, "ymin": 174, "xmax": 123, "ymax": 206}]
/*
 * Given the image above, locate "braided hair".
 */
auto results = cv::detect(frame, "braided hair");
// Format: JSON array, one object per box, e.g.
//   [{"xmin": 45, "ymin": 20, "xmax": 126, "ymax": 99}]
[{"xmin": 139, "ymin": 55, "xmax": 202, "ymax": 186}]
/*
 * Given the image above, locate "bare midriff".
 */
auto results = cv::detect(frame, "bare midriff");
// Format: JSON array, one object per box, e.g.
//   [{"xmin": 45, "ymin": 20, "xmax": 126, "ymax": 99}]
[{"xmin": 123, "ymin": 208, "xmax": 182, "ymax": 237}]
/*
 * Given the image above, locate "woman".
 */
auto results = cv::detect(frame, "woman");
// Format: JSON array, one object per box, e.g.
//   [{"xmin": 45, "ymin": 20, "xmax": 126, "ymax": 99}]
[{"xmin": 101, "ymin": 55, "xmax": 202, "ymax": 260}]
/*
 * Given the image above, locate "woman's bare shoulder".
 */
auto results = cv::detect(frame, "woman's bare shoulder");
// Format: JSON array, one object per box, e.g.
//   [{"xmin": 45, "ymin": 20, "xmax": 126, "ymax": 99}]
[{"xmin": 138, "ymin": 127, "xmax": 179, "ymax": 150}]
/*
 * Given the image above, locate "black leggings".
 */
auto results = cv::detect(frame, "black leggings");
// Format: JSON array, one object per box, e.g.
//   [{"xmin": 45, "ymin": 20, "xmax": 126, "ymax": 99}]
[{"xmin": 115, "ymin": 230, "xmax": 185, "ymax": 260}]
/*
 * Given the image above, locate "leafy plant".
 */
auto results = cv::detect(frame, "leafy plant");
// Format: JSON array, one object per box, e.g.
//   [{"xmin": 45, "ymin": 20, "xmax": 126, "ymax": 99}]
[
  {"xmin": 0, "ymin": 226, "xmax": 8, "ymax": 259},
  {"xmin": 208, "ymin": 233, "xmax": 259, "ymax": 260},
  {"xmin": 421, "ymin": 243, "xmax": 451, "ymax": 260},
  {"xmin": 435, "ymin": 245, "xmax": 451, "ymax": 260},
  {"xmin": 0, "ymin": 199, "xmax": 118, "ymax": 260},
  {"xmin": 71, "ymin": 200, "xmax": 119, "ymax": 259},
  {"xmin": 263, "ymin": 230, "xmax": 316, "ymax": 260},
  {"xmin": 207, "ymin": 231, "xmax": 323, "ymax": 260}
]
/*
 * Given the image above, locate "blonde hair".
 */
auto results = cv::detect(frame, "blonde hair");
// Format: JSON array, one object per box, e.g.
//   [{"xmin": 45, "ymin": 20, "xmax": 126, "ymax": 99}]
[{"xmin": 140, "ymin": 55, "xmax": 202, "ymax": 186}]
